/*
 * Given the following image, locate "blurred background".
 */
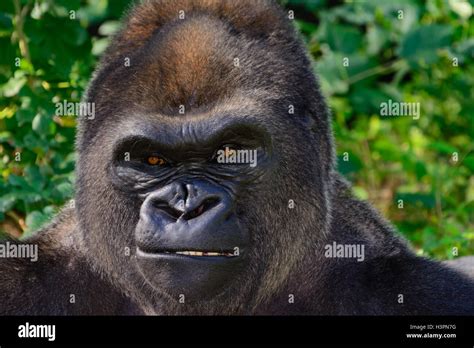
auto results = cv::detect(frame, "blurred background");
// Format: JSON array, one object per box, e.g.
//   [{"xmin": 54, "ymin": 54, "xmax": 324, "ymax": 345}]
[{"xmin": 0, "ymin": 0, "xmax": 473, "ymax": 259}]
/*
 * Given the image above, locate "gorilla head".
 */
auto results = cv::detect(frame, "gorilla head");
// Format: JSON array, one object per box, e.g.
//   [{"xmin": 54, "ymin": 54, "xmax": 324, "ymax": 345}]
[{"xmin": 76, "ymin": 0, "xmax": 334, "ymax": 314}]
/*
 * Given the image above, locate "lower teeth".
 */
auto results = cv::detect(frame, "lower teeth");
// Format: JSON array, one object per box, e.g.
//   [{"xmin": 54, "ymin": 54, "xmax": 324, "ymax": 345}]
[{"xmin": 174, "ymin": 251, "xmax": 232, "ymax": 257}]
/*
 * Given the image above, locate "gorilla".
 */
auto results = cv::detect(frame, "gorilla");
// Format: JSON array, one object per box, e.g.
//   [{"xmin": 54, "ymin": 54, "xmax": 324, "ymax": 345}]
[{"xmin": 1, "ymin": 0, "xmax": 473, "ymax": 315}]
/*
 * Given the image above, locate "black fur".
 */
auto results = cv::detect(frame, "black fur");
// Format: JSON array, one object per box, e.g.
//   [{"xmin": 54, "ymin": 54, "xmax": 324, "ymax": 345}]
[{"xmin": 0, "ymin": 0, "xmax": 473, "ymax": 315}]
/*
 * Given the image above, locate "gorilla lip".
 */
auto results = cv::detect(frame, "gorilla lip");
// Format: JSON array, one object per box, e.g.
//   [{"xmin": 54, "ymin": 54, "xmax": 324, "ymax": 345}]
[
  {"xmin": 171, "ymin": 250, "xmax": 235, "ymax": 257},
  {"xmin": 135, "ymin": 247, "xmax": 245, "ymax": 300},
  {"xmin": 136, "ymin": 248, "xmax": 237, "ymax": 258}
]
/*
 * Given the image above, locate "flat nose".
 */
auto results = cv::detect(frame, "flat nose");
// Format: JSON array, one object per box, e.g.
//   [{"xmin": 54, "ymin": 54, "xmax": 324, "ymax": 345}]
[
  {"xmin": 146, "ymin": 181, "xmax": 229, "ymax": 222},
  {"xmin": 180, "ymin": 196, "xmax": 220, "ymax": 220},
  {"xmin": 135, "ymin": 180, "xmax": 240, "ymax": 254}
]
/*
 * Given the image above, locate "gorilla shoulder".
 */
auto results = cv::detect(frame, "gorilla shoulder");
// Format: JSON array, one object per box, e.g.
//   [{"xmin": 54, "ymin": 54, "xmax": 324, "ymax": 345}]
[
  {"xmin": 0, "ymin": 207, "xmax": 141, "ymax": 315},
  {"xmin": 321, "ymin": 177, "xmax": 474, "ymax": 315}
]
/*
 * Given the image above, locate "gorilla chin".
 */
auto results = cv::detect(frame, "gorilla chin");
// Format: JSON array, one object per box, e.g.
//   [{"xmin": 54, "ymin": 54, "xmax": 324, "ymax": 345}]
[
  {"xmin": 133, "ymin": 180, "xmax": 249, "ymax": 300},
  {"xmin": 136, "ymin": 249, "xmax": 245, "ymax": 300}
]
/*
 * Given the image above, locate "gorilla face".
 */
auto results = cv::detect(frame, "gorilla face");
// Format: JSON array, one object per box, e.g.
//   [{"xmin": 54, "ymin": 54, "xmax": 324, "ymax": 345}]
[
  {"xmin": 77, "ymin": 101, "xmax": 328, "ymax": 312},
  {"xmin": 109, "ymin": 118, "xmax": 273, "ymax": 300},
  {"xmin": 76, "ymin": 0, "xmax": 333, "ymax": 313}
]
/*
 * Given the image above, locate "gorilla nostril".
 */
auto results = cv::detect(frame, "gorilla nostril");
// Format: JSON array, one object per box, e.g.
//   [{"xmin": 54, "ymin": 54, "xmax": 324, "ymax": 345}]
[
  {"xmin": 182, "ymin": 204, "xmax": 204, "ymax": 221},
  {"xmin": 182, "ymin": 197, "xmax": 219, "ymax": 221},
  {"xmin": 152, "ymin": 201, "xmax": 183, "ymax": 220},
  {"xmin": 196, "ymin": 204, "xmax": 205, "ymax": 216}
]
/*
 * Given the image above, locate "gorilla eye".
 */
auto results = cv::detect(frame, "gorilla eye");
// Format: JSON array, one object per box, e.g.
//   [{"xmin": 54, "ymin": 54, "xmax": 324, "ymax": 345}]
[{"xmin": 146, "ymin": 156, "xmax": 166, "ymax": 166}]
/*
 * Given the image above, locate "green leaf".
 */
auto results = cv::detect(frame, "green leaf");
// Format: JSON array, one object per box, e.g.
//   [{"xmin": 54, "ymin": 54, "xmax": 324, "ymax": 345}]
[
  {"xmin": 0, "ymin": 193, "xmax": 16, "ymax": 212},
  {"xmin": 315, "ymin": 53, "xmax": 349, "ymax": 95},
  {"xmin": 98, "ymin": 20, "xmax": 122, "ymax": 36},
  {"xmin": 92, "ymin": 37, "xmax": 110, "ymax": 56},
  {"xmin": 1, "ymin": 73, "xmax": 27, "ymax": 97},
  {"xmin": 464, "ymin": 156, "xmax": 474, "ymax": 172},
  {"xmin": 0, "ymin": 131, "xmax": 12, "ymax": 142},
  {"xmin": 415, "ymin": 161, "xmax": 427, "ymax": 180},
  {"xmin": 24, "ymin": 165, "xmax": 46, "ymax": 191},
  {"xmin": 333, "ymin": 4, "xmax": 375, "ymax": 25},
  {"xmin": 15, "ymin": 108, "xmax": 35, "ymax": 126},
  {"xmin": 348, "ymin": 87, "xmax": 390, "ymax": 115},
  {"xmin": 428, "ymin": 142, "xmax": 458, "ymax": 155},
  {"xmin": 326, "ymin": 24, "xmax": 363, "ymax": 54},
  {"xmin": 8, "ymin": 175, "xmax": 28, "ymax": 188},
  {"xmin": 23, "ymin": 211, "xmax": 52, "ymax": 237},
  {"xmin": 52, "ymin": 181, "xmax": 74, "ymax": 201},
  {"xmin": 54, "ymin": 0, "xmax": 81, "ymax": 11},
  {"xmin": 0, "ymin": 37, "xmax": 15, "ymax": 68},
  {"xmin": 366, "ymin": 25, "xmax": 389, "ymax": 55},
  {"xmin": 107, "ymin": 0, "xmax": 132, "ymax": 18},
  {"xmin": 400, "ymin": 25, "xmax": 453, "ymax": 65},
  {"xmin": 32, "ymin": 113, "xmax": 51, "ymax": 135}
]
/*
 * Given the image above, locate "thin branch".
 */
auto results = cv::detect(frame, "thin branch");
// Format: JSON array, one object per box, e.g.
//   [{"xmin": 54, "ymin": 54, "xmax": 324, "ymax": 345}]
[
  {"xmin": 13, "ymin": 0, "xmax": 32, "ymax": 64},
  {"xmin": 348, "ymin": 59, "xmax": 404, "ymax": 85}
]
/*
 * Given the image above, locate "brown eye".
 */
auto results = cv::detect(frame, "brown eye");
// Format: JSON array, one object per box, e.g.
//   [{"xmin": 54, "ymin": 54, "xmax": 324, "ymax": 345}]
[{"xmin": 146, "ymin": 156, "xmax": 166, "ymax": 166}]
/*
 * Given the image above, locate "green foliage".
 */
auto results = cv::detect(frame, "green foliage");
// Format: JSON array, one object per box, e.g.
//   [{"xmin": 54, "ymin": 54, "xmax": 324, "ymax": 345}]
[
  {"xmin": 0, "ymin": 0, "xmax": 128, "ymax": 238},
  {"xmin": 1, "ymin": 0, "xmax": 473, "ymax": 259},
  {"xmin": 284, "ymin": 0, "xmax": 474, "ymax": 259}
]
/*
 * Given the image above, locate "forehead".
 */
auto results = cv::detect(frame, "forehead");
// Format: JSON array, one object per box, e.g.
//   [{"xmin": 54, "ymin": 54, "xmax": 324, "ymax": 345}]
[
  {"xmin": 130, "ymin": 15, "xmax": 281, "ymax": 115},
  {"xmin": 119, "ymin": 91, "xmax": 272, "ymax": 132}
]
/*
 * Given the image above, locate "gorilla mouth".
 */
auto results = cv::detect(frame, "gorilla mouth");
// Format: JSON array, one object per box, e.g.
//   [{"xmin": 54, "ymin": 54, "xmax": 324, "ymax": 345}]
[
  {"xmin": 135, "ymin": 246, "xmax": 245, "ymax": 299},
  {"xmin": 136, "ymin": 248, "xmax": 237, "ymax": 258},
  {"xmin": 166, "ymin": 250, "xmax": 236, "ymax": 257}
]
